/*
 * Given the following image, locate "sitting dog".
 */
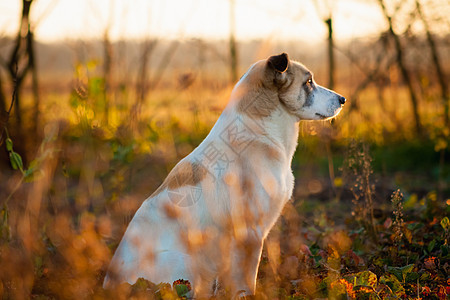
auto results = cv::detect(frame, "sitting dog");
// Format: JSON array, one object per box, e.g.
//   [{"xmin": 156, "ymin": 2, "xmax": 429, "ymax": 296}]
[{"xmin": 104, "ymin": 53, "xmax": 345, "ymax": 297}]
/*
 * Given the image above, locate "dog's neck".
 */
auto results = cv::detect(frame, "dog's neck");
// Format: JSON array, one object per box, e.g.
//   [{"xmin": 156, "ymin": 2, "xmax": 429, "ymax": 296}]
[
  {"xmin": 215, "ymin": 93, "xmax": 300, "ymax": 163},
  {"xmin": 262, "ymin": 106, "xmax": 300, "ymax": 161}
]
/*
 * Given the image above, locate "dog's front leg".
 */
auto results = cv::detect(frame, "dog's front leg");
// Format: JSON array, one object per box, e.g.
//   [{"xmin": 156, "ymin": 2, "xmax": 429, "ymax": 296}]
[{"xmin": 229, "ymin": 230, "xmax": 264, "ymax": 297}]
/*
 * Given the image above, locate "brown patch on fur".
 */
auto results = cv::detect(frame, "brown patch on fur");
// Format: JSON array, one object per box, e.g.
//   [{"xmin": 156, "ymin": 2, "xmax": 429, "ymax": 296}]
[
  {"xmin": 179, "ymin": 229, "xmax": 210, "ymax": 252},
  {"xmin": 263, "ymin": 176, "xmax": 277, "ymax": 193},
  {"xmin": 223, "ymin": 172, "xmax": 238, "ymax": 186},
  {"xmin": 162, "ymin": 202, "xmax": 181, "ymax": 219},
  {"xmin": 240, "ymin": 175, "xmax": 254, "ymax": 200},
  {"xmin": 238, "ymin": 89, "xmax": 279, "ymax": 119},
  {"xmin": 245, "ymin": 140, "xmax": 283, "ymax": 162},
  {"xmin": 166, "ymin": 161, "xmax": 206, "ymax": 189},
  {"xmin": 151, "ymin": 160, "xmax": 207, "ymax": 198},
  {"xmin": 235, "ymin": 60, "xmax": 280, "ymax": 119}
]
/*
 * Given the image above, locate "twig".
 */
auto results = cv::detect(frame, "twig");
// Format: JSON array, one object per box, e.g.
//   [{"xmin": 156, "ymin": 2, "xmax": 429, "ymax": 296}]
[{"xmin": 4, "ymin": 175, "xmax": 24, "ymax": 205}]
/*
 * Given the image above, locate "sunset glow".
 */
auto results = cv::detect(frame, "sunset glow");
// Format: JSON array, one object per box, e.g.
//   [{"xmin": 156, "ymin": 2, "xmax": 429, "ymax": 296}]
[{"xmin": 0, "ymin": 0, "xmax": 389, "ymax": 42}]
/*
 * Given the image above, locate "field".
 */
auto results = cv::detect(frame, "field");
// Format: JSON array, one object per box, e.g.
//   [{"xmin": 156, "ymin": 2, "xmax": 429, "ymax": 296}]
[{"xmin": 0, "ymin": 37, "xmax": 449, "ymax": 299}]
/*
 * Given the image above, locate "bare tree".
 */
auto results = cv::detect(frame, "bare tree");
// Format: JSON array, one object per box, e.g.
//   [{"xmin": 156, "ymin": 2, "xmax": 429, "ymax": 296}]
[
  {"xmin": 148, "ymin": 40, "xmax": 180, "ymax": 90},
  {"xmin": 102, "ymin": 1, "xmax": 115, "ymax": 125},
  {"xmin": 341, "ymin": 39, "xmax": 397, "ymax": 114},
  {"xmin": 229, "ymin": 0, "xmax": 238, "ymax": 83},
  {"xmin": 29, "ymin": 29, "xmax": 39, "ymax": 135},
  {"xmin": 135, "ymin": 39, "xmax": 157, "ymax": 110},
  {"xmin": 415, "ymin": 0, "xmax": 449, "ymax": 126},
  {"xmin": 0, "ymin": 73, "xmax": 6, "ymax": 118},
  {"xmin": 0, "ymin": 71, "xmax": 15, "ymax": 146},
  {"xmin": 377, "ymin": 0, "xmax": 422, "ymax": 135},
  {"xmin": 85, "ymin": 0, "xmax": 115, "ymax": 125},
  {"xmin": 0, "ymin": 0, "xmax": 40, "ymax": 161},
  {"xmin": 312, "ymin": 0, "xmax": 338, "ymax": 198},
  {"xmin": 7, "ymin": 0, "xmax": 32, "ymax": 128},
  {"xmin": 132, "ymin": 2, "xmax": 185, "ymax": 119},
  {"xmin": 313, "ymin": 0, "xmax": 335, "ymax": 89},
  {"xmin": 324, "ymin": 17, "xmax": 335, "ymax": 89},
  {"xmin": 103, "ymin": 34, "xmax": 113, "ymax": 124}
]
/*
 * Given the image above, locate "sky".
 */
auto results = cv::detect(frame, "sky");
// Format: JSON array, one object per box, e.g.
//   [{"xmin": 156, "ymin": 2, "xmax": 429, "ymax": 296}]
[{"xmin": 0, "ymin": 0, "xmax": 420, "ymax": 43}]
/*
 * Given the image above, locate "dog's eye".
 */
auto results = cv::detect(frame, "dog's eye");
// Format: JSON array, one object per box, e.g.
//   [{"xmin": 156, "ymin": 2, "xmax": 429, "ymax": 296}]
[{"xmin": 304, "ymin": 78, "xmax": 313, "ymax": 89}]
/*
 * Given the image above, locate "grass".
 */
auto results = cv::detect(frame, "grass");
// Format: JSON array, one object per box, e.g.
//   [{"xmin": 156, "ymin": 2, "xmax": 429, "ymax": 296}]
[{"xmin": 0, "ymin": 63, "xmax": 449, "ymax": 299}]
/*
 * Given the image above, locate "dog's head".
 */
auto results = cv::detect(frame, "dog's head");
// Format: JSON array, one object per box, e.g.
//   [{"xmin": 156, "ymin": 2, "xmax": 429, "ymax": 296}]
[{"xmin": 237, "ymin": 53, "xmax": 345, "ymax": 121}]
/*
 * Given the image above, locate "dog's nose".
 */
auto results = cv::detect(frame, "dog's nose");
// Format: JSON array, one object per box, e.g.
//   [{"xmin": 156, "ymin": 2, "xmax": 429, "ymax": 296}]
[{"xmin": 338, "ymin": 96, "xmax": 346, "ymax": 105}]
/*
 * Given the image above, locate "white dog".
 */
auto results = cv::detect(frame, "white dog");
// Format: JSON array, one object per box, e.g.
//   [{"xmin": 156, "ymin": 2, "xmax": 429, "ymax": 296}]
[{"xmin": 104, "ymin": 53, "xmax": 345, "ymax": 298}]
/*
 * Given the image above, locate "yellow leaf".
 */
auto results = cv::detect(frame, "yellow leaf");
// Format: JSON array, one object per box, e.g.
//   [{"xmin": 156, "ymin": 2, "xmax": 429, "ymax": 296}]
[
  {"xmin": 403, "ymin": 228, "xmax": 412, "ymax": 243},
  {"xmin": 334, "ymin": 177, "xmax": 343, "ymax": 188}
]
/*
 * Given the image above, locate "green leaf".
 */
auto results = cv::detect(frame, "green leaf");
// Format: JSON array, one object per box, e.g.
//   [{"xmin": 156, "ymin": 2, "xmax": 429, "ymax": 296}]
[
  {"xmin": 428, "ymin": 239, "xmax": 436, "ymax": 253},
  {"xmin": 400, "ymin": 264, "xmax": 414, "ymax": 275},
  {"xmin": 405, "ymin": 272, "xmax": 419, "ymax": 283},
  {"xmin": 23, "ymin": 159, "xmax": 39, "ymax": 182},
  {"xmin": 174, "ymin": 284, "xmax": 189, "ymax": 297},
  {"xmin": 419, "ymin": 272, "xmax": 431, "ymax": 281},
  {"xmin": 441, "ymin": 244, "xmax": 449, "ymax": 256},
  {"xmin": 1, "ymin": 206, "xmax": 7, "ymax": 223},
  {"xmin": 387, "ymin": 266, "xmax": 403, "ymax": 282},
  {"xmin": 380, "ymin": 274, "xmax": 405, "ymax": 297},
  {"xmin": 9, "ymin": 151, "xmax": 23, "ymax": 172},
  {"xmin": 131, "ymin": 277, "xmax": 154, "ymax": 292},
  {"xmin": 407, "ymin": 222, "xmax": 424, "ymax": 231},
  {"xmin": 388, "ymin": 264, "xmax": 414, "ymax": 283},
  {"xmin": 6, "ymin": 138, "xmax": 13, "ymax": 152},
  {"xmin": 69, "ymin": 94, "xmax": 80, "ymax": 108},
  {"xmin": 345, "ymin": 270, "xmax": 377, "ymax": 288}
]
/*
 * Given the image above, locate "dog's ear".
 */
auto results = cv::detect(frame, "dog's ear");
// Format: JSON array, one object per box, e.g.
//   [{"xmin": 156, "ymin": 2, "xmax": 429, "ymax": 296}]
[
  {"xmin": 267, "ymin": 53, "xmax": 289, "ymax": 73},
  {"xmin": 267, "ymin": 53, "xmax": 289, "ymax": 87}
]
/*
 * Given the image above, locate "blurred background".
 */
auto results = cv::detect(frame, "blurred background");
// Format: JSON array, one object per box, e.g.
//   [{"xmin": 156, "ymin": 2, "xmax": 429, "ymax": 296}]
[{"xmin": 0, "ymin": 0, "xmax": 449, "ymax": 298}]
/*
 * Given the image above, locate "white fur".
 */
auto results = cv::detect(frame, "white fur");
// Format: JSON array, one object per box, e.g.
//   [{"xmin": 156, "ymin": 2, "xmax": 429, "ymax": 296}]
[{"xmin": 104, "ymin": 54, "xmax": 345, "ymax": 297}]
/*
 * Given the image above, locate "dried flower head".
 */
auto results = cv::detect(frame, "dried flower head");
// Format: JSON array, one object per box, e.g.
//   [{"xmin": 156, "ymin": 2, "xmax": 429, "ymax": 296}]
[{"xmin": 391, "ymin": 189, "xmax": 404, "ymax": 244}]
